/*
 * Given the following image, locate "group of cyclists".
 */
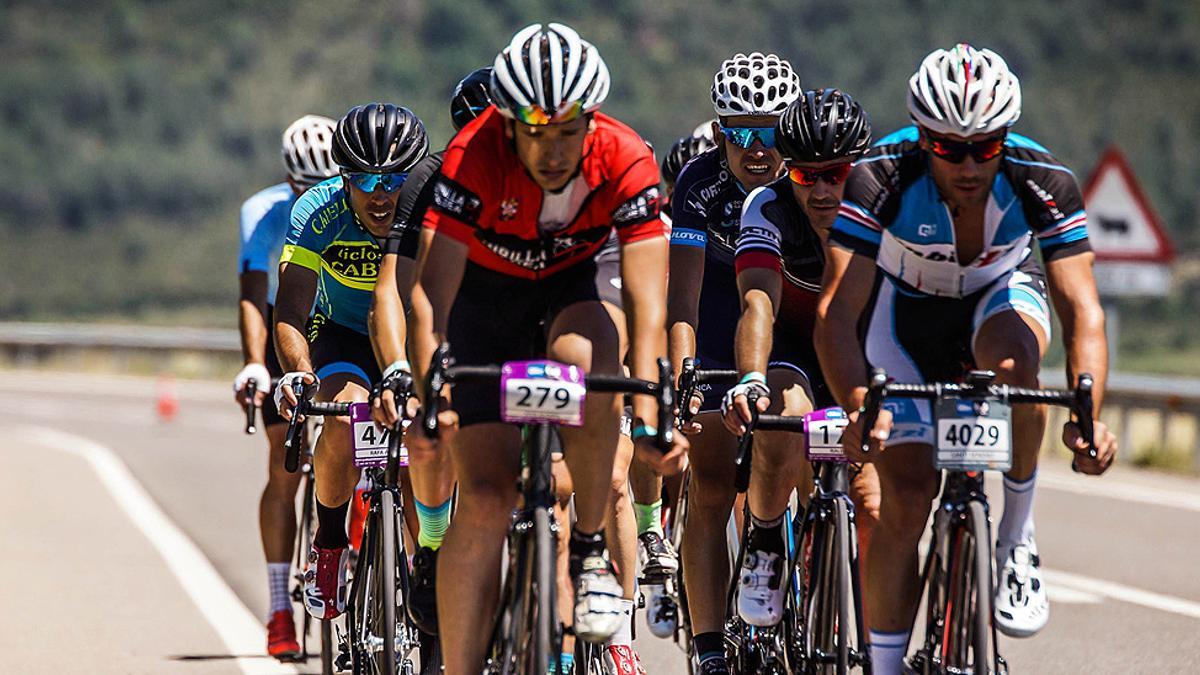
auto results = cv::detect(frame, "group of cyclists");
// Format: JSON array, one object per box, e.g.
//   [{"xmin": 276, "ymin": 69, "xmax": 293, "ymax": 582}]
[{"xmin": 235, "ymin": 22, "xmax": 1118, "ymax": 675}]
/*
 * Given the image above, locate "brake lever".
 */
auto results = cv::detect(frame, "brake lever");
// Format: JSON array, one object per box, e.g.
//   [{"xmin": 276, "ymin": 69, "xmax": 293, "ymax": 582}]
[
  {"xmin": 243, "ymin": 380, "xmax": 258, "ymax": 435},
  {"xmin": 858, "ymin": 369, "xmax": 888, "ymax": 455},
  {"xmin": 284, "ymin": 381, "xmax": 307, "ymax": 473}
]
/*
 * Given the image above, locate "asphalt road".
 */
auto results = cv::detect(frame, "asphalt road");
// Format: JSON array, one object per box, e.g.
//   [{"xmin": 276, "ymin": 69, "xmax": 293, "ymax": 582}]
[{"xmin": 3, "ymin": 370, "xmax": 1199, "ymax": 674}]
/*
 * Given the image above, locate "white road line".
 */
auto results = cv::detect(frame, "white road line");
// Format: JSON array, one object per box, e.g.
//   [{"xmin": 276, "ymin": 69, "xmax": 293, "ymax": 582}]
[
  {"xmin": 1045, "ymin": 568, "xmax": 1200, "ymax": 620},
  {"xmin": 1046, "ymin": 585, "xmax": 1102, "ymax": 605},
  {"xmin": 14, "ymin": 426, "xmax": 299, "ymax": 675},
  {"xmin": 1038, "ymin": 471, "xmax": 1200, "ymax": 514}
]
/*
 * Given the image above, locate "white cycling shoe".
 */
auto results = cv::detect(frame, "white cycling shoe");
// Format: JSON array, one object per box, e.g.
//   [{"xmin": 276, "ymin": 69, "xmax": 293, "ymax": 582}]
[
  {"xmin": 573, "ymin": 555, "xmax": 625, "ymax": 643},
  {"xmin": 643, "ymin": 582, "xmax": 677, "ymax": 638},
  {"xmin": 994, "ymin": 542, "xmax": 1050, "ymax": 637},
  {"xmin": 736, "ymin": 549, "xmax": 786, "ymax": 627}
]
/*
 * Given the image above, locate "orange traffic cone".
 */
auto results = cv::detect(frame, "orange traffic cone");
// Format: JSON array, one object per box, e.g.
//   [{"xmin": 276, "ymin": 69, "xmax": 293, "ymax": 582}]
[{"xmin": 157, "ymin": 374, "xmax": 179, "ymax": 421}]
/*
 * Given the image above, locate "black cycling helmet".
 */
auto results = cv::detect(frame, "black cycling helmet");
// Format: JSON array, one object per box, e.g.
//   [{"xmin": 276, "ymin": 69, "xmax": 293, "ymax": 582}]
[
  {"xmin": 450, "ymin": 67, "xmax": 494, "ymax": 131},
  {"xmin": 332, "ymin": 103, "xmax": 429, "ymax": 173},
  {"xmin": 661, "ymin": 134, "xmax": 716, "ymax": 188},
  {"xmin": 776, "ymin": 89, "xmax": 872, "ymax": 163}
]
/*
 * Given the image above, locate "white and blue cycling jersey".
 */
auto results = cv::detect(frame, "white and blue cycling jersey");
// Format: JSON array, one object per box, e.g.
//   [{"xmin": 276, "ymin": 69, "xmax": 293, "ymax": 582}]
[
  {"xmin": 238, "ymin": 182, "xmax": 296, "ymax": 303},
  {"xmin": 831, "ymin": 126, "xmax": 1090, "ymax": 299}
]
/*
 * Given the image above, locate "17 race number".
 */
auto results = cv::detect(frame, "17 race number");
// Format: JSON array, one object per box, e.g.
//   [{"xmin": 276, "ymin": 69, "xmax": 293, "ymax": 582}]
[{"xmin": 804, "ymin": 407, "xmax": 849, "ymax": 462}]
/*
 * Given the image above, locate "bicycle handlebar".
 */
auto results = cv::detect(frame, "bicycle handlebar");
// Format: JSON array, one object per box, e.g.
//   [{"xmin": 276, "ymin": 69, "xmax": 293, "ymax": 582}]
[
  {"xmin": 421, "ymin": 342, "xmax": 676, "ymax": 452},
  {"xmin": 859, "ymin": 368, "xmax": 1097, "ymax": 459},
  {"xmin": 282, "ymin": 381, "xmax": 353, "ymax": 473},
  {"xmin": 676, "ymin": 358, "xmax": 738, "ymax": 427}
]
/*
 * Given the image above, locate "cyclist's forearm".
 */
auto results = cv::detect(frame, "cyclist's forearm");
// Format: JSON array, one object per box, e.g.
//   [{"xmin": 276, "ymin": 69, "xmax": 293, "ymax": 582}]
[
  {"xmin": 369, "ymin": 255, "xmax": 408, "ymax": 370},
  {"xmin": 1060, "ymin": 302, "xmax": 1109, "ymax": 412},
  {"xmin": 668, "ymin": 321, "xmax": 697, "ymax": 377},
  {"xmin": 237, "ymin": 272, "xmax": 269, "ymax": 365},
  {"xmin": 407, "ymin": 282, "xmax": 441, "ymax": 399},
  {"xmin": 734, "ymin": 291, "xmax": 774, "ymax": 377},
  {"xmin": 622, "ymin": 238, "xmax": 670, "ymax": 424},
  {"xmin": 238, "ymin": 299, "xmax": 269, "ymax": 365},
  {"xmin": 275, "ymin": 319, "xmax": 314, "ymax": 374}
]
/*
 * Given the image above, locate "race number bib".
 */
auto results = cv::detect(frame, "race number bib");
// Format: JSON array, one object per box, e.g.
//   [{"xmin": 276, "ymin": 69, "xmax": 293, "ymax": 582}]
[
  {"xmin": 933, "ymin": 397, "xmax": 1012, "ymax": 471},
  {"xmin": 500, "ymin": 360, "xmax": 586, "ymax": 427},
  {"xmin": 804, "ymin": 407, "xmax": 849, "ymax": 462},
  {"xmin": 349, "ymin": 403, "xmax": 409, "ymax": 468}
]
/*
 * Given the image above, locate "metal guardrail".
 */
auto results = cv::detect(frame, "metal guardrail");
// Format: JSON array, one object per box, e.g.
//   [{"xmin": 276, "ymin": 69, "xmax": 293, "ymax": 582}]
[
  {"xmin": 0, "ymin": 322, "xmax": 239, "ymax": 352},
  {"xmin": 1, "ymin": 322, "xmax": 1197, "ymax": 467}
]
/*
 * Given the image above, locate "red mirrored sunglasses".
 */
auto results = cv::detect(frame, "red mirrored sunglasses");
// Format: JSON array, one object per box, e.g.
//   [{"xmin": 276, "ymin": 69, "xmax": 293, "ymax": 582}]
[
  {"xmin": 926, "ymin": 132, "xmax": 1007, "ymax": 164},
  {"xmin": 787, "ymin": 162, "xmax": 854, "ymax": 186}
]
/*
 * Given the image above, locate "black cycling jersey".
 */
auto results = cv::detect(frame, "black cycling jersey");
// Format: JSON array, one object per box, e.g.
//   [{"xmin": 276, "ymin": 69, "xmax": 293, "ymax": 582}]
[{"xmin": 384, "ymin": 150, "xmax": 444, "ymax": 259}]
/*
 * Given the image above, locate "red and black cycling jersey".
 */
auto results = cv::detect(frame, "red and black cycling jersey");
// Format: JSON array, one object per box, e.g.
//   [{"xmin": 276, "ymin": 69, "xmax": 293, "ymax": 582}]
[{"xmin": 423, "ymin": 107, "xmax": 666, "ymax": 279}]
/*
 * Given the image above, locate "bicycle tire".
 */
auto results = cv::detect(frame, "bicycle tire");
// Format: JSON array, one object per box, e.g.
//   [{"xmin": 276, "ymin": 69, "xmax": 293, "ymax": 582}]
[
  {"xmin": 833, "ymin": 499, "xmax": 853, "ymax": 674},
  {"xmin": 321, "ymin": 620, "xmax": 334, "ymax": 675},
  {"xmin": 533, "ymin": 506, "xmax": 555, "ymax": 675},
  {"xmin": 966, "ymin": 500, "xmax": 994, "ymax": 674},
  {"xmin": 803, "ymin": 510, "xmax": 833, "ymax": 673},
  {"xmin": 380, "ymin": 488, "xmax": 399, "ymax": 674}
]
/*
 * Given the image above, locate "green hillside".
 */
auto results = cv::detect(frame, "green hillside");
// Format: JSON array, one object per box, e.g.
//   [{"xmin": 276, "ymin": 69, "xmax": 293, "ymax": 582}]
[{"xmin": 1, "ymin": 1, "xmax": 1197, "ymax": 367}]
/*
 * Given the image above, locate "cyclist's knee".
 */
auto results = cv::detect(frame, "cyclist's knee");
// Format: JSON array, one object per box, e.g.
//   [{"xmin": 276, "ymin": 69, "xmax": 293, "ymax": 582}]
[
  {"xmin": 878, "ymin": 478, "xmax": 938, "ymax": 536},
  {"xmin": 688, "ymin": 469, "xmax": 736, "ymax": 514}
]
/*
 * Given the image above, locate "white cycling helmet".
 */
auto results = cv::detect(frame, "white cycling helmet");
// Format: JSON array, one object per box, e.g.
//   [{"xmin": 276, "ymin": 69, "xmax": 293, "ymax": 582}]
[
  {"xmin": 711, "ymin": 52, "xmax": 800, "ymax": 117},
  {"xmin": 490, "ymin": 22, "xmax": 610, "ymax": 125},
  {"xmin": 282, "ymin": 115, "xmax": 338, "ymax": 187},
  {"xmin": 692, "ymin": 119, "xmax": 717, "ymax": 142},
  {"xmin": 907, "ymin": 44, "xmax": 1022, "ymax": 136}
]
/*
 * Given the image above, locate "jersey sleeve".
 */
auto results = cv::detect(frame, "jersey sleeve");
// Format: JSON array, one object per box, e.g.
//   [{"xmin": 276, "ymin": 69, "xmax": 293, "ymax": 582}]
[
  {"xmin": 1006, "ymin": 147, "xmax": 1092, "ymax": 261},
  {"xmin": 238, "ymin": 188, "xmax": 288, "ymax": 275},
  {"xmin": 830, "ymin": 153, "xmax": 894, "ymax": 258},
  {"xmin": 280, "ymin": 185, "xmax": 330, "ymax": 273},
  {"xmin": 668, "ymin": 157, "xmax": 710, "ymax": 249},
  {"xmin": 423, "ymin": 131, "xmax": 491, "ymax": 244},
  {"xmin": 734, "ymin": 185, "xmax": 783, "ymax": 273},
  {"xmin": 609, "ymin": 143, "xmax": 667, "ymax": 244},
  {"xmin": 385, "ymin": 153, "xmax": 442, "ymax": 259}
]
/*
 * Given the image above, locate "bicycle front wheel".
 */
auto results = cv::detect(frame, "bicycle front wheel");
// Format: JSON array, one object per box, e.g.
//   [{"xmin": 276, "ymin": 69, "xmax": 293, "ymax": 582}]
[
  {"xmin": 833, "ymin": 499, "xmax": 854, "ymax": 674},
  {"xmin": 533, "ymin": 506, "xmax": 556, "ymax": 675},
  {"xmin": 378, "ymin": 488, "xmax": 398, "ymax": 674},
  {"xmin": 966, "ymin": 500, "xmax": 994, "ymax": 674}
]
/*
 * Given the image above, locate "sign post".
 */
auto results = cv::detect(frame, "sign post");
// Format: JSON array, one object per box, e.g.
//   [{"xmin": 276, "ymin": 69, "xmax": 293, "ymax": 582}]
[{"xmin": 1082, "ymin": 146, "xmax": 1175, "ymax": 368}]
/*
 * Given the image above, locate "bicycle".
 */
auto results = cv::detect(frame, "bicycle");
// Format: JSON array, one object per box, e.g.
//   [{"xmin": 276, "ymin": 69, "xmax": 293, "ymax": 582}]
[
  {"xmin": 282, "ymin": 381, "xmax": 434, "ymax": 675},
  {"xmin": 243, "ymin": 380, "xmax": 335, "ymax": 674},
  {"xmin": 420, "ymin": 342, "xmax": 676, "ymax": 675},
  {"xmin": 856, "ymin": 368, "xmax": 1096, "ymax": 675},
  {"xmin": 734, "ymin": 403, "xmax": 872, "ymax": 674}
]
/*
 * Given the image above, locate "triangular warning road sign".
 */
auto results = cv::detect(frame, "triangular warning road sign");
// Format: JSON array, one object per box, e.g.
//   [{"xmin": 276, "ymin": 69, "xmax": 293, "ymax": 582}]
[{"xmin": 1082, "ymin": 146, "xmax": 1174, "ymax": 263}]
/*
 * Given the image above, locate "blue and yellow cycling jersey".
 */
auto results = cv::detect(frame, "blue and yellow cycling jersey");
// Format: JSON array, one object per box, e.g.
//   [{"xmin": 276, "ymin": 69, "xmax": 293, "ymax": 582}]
[
  {"xmin": 832, "ymin": 126, "xmax": 1090, "ymax": 298},
  {"xmin": 280, "ymin": 176, "xmax": 382, "ymax": 335}
]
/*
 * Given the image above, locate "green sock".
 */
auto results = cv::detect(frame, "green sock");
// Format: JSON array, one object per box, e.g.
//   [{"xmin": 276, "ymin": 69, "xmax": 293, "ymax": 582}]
[
  {"xmin": 415, "ymin": 497, "xmax": 452, "ymax": 550},
  {"xmin": 634, "ymin": 499, "xmax": 663, "ymax": 536}
]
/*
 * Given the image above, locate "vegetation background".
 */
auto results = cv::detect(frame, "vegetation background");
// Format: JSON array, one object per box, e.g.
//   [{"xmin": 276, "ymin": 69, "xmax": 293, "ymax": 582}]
[{"xmin": 2, "ymin": 0, "xmax": 1197, "ymax": 372}]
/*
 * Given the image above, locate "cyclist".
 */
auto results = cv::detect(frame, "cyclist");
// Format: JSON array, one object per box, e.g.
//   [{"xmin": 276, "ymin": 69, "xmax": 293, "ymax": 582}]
[
  {"xmin": 273, "ymin": 102, "xmax": 430, "ymax": 621},
  {"xmin": 719, "ymin": 89, "xmax": 877, "ymax": 630},
  {"xmin": 815, "ymin": 44, "xmax": 1118, "ymax": 674},
  {"xmin": 234, "ymin": 114, "xmax": 337, "ymax": 659},
  {"xmin": 403, "ymin": 23, "xmax": 686, "ymax": 673},
  {"xmin": 667, "ymin": 51, "xmax": 799, "ymax": 674},
  {"xmin": 368, "ymin": 67, "xmax": 493, "ymax": 636}
]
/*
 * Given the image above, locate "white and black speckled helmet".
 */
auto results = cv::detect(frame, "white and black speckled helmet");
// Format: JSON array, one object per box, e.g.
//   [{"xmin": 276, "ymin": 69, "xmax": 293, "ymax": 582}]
[{"xmin": 711, "ymin": 52, "xmax": 801, "ymax": 117}]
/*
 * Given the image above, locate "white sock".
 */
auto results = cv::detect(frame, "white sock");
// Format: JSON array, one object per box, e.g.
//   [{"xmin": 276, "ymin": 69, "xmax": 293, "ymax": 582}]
[
  {"xmin": 268, "ymin": 562, "xmax": 292, "ymax": 616},
  {"xmin": 606, "ymin": 598, "xmax": 635, "ymax": 647},
  {"xmin": 869, "ymin": 629, "xmax": 910, "ymax": 675},
  {"xmin": 997, "ymin": 470, "xmax": 1038, "ymax": 550}
]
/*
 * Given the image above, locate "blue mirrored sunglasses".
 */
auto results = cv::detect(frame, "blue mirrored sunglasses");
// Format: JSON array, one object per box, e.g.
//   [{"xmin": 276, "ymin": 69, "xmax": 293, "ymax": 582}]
[
  {"xmin": 720, "ymin": 125, "xmax": 777, "ymax": 149},
  {"xmin": 344, "ymin": 171, "xmax": 408, "ymax": 193}
]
